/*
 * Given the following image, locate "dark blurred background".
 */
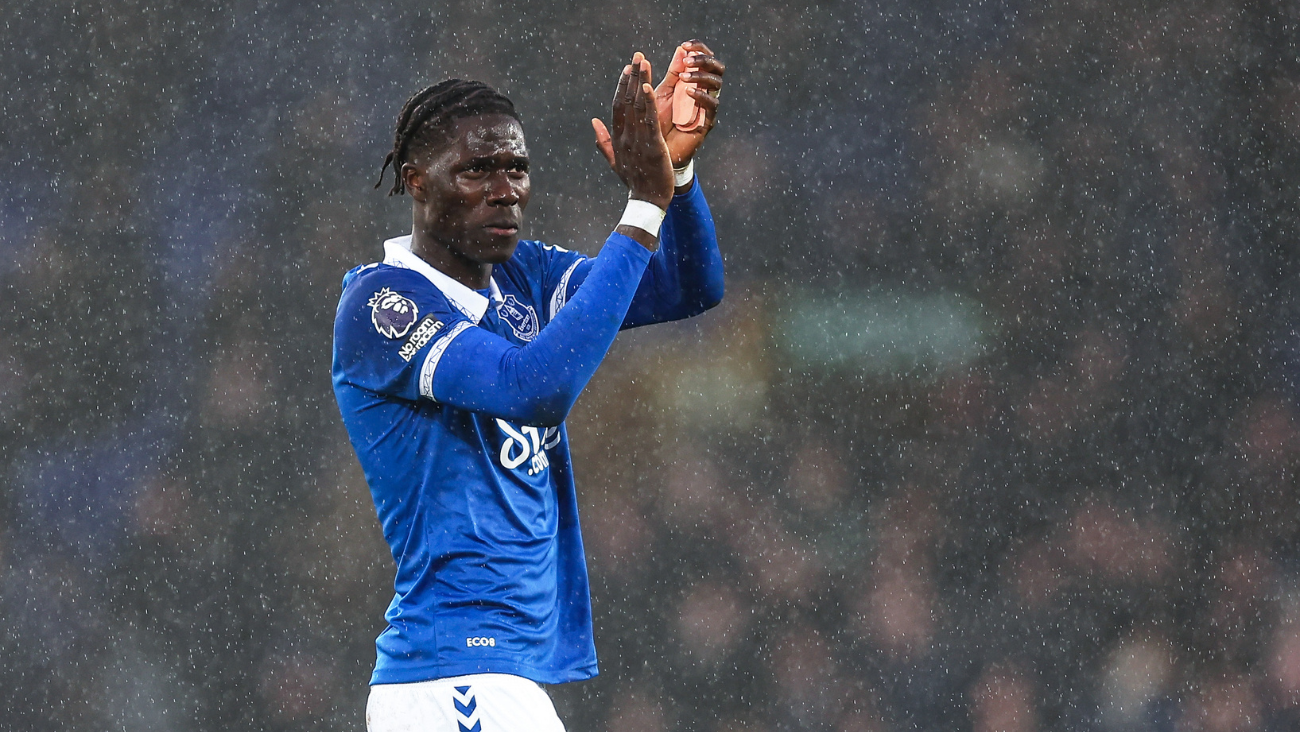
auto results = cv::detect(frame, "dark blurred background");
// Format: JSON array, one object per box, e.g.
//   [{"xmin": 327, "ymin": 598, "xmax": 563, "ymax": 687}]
[{"xmin": 3, "ymin": 0, "xmax": 1300, "ymax": 730}]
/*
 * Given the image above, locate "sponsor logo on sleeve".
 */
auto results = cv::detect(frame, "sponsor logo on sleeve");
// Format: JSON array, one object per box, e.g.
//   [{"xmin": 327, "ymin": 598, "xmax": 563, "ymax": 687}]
[
  {"xmin": 398, "ymin": 315, "xmax": 445, "ymax": 362},
  {"xmin": 368, "ymin": 287, "xmax": 419, "ymax": 339},
  {"xmin": 497, "ymin": 294, "xmax": 539, "ymax": 342}
]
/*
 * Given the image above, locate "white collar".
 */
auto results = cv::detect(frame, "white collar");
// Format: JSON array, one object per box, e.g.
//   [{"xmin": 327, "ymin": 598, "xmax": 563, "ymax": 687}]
[{"xmin": 382, "ymin": 235, "xmax": 502, "ymax": 324}]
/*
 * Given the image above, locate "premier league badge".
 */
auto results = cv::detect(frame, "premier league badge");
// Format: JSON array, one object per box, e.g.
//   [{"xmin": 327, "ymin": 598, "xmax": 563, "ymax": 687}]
[
  {"xmin": 368, "ymin": 288, "xmax": 419, "ymax": 339},
  {"xmin": 497, "ymin": 294, "xmax": 539, "ymax": 342}
]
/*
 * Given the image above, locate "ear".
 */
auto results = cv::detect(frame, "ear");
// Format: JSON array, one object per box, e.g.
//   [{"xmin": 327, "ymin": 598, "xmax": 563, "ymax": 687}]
[{"xmin": 401, "ymin": 163, "xmax": 427, "ymax": 201}]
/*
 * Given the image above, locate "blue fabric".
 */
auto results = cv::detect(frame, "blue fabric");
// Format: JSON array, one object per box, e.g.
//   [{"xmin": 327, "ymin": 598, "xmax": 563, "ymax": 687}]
[
  {"xmin": 331, "ymin": 184, "xmax": 721, "ymax": 686},
  {"xmin": 564, "ymin": 178, "xmax": 724, "ymax": 329},
  {"xmin": 431, "ymin": 235, "xmax": 652, "ymax": 425}
]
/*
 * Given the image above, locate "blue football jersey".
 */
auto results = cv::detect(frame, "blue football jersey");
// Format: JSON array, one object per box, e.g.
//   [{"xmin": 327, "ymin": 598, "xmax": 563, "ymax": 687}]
[
  {"xmin": 332, "ymin": 235, "xmax": 596, "ymax": 685},
  {"xmin": 332, "ymin": 180, "xmax": 723, "ymax": 688}
]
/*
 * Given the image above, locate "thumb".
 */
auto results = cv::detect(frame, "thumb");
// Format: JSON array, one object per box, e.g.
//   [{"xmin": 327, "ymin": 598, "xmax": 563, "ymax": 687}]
[
  {"xmin": 591, "ymin": 118, "xmax": 616, "ymax": 169},
  {"xmin": 657, "ymin": 44, "xmax": 687, "ymax": 95}
]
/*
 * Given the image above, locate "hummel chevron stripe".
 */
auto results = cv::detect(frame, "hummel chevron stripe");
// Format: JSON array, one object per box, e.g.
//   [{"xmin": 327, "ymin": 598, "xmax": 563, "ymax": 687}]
[
  {"xmin": 455, "ymin": 697, "xmax": 477, "ymax": 716},
  {"xmin": 452, "ymin": 684, "xmax": 481, "ymax": 732}
]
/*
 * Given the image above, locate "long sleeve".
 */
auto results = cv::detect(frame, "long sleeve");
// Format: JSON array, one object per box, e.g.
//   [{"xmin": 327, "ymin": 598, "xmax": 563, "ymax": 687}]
[
  {"xmin": 429, "ymin": 232, "xmax": 653, "ymax": 426},
  {"xmin": 561, "ymin": 179, "xmax": 724, "ymax": 330}
]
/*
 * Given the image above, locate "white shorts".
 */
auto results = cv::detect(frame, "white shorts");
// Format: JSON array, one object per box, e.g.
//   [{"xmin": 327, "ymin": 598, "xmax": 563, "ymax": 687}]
[{"xmin": 367, "ymin": 673, "xmax": 567, "ymax": 732}]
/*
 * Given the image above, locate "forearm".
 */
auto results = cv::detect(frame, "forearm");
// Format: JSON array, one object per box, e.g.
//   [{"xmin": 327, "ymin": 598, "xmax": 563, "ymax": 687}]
[
  {"xmin": 621, "ymin": 179, "xmax": 724, "ymax": 328},
  {"xmin": 431, "ymin": 233, "xmax": 652, "ymax": 425}
]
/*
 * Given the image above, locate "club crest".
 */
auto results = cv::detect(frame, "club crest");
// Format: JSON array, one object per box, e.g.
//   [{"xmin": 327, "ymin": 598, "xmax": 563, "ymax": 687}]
[
  {"xmin": 497, "ymin": 294, "xmax": 539, "ymax": 342},
  {"xmin": 368, "ymin": 287, "xmax": 419, "ymax": 339}
]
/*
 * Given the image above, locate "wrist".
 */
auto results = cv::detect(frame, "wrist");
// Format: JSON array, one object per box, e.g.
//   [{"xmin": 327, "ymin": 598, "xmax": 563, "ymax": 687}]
[
  {"xmin": 615, "ymin": 224, "xmax": 659, "ymax": 251},
  {"xmin": 618, "ymin": 198, "xmax": 667, "ymax": 242},
  {"xmin": 627, "ymin": 188, "xmax": 672, "ymax": 211},
  {"xmin": 673, "ymin": 159, "xmax": 695, "ymax": 189}
]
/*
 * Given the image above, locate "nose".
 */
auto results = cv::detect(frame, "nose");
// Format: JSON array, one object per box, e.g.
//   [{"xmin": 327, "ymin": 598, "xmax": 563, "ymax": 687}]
[{"xmin": 487, "ymin": 172, "xmax": 520, "ymax": 206}]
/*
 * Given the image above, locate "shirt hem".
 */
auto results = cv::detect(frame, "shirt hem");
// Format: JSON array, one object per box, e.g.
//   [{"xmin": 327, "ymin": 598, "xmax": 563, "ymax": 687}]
[{"xmin": 370, "ymin": 659, "xmax": 599, "ymax": 686}]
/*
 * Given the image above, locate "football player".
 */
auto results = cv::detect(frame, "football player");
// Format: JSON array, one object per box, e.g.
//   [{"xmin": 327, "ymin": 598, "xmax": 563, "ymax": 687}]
[{"xmin": 332, "ymin": 43, "xmax": 725, "ymax": 732}]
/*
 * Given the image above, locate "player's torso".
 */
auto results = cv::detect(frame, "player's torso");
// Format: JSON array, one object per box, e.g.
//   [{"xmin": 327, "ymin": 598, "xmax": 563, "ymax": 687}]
[
  {"xmin": 334, "ymin": 241, "xmax": 597, "ymax": 683},
  {"xmin": 335, "ymin": 244, "xmax": 577, "ymax": 538}
]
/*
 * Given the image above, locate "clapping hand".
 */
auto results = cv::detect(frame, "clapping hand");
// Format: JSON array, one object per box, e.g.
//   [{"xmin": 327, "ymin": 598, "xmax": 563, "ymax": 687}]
[
  {"xmin": 592, "ymin": 52, "xmax": 675, "ymax": 211},
  {"xmin": 654, "ymin": 40, "xmax": 724, "ymax": 168}
]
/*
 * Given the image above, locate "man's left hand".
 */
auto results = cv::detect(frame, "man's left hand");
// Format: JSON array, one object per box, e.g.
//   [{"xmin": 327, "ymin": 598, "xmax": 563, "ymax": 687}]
[{"xmin": 654, "ymin": 40, "xmax": 725, "ymax": 168}]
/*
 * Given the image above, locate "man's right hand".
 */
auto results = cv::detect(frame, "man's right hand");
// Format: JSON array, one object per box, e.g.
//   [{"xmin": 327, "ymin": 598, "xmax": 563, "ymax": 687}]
[{"xmin": 592, "ymin": 53, "xmax": 674, "ymax": 212}]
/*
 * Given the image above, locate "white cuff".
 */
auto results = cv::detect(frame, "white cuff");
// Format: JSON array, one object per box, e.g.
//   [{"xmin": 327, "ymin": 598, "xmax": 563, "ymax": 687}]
[
  {"xmin": 673, "ymin": 159, "xmax": 695, "ymax": 188},
  {"xmin": 618, "ymin": 199, "xmax": 667, "ymax": 237}
]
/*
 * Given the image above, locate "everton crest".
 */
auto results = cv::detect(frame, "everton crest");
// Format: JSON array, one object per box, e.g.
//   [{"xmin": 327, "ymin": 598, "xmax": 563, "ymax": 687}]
[
  {"xmin": 497, "ymin": 294, "xmax": 539, "ymax": 342},
  {"xmin": 368, "ymin": 287, "xmax": 419, "ymax": 339}
]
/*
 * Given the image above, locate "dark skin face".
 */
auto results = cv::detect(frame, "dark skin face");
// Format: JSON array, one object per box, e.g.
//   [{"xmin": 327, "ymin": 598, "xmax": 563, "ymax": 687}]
[{"xmin": 401, "ymin": 114, "xmax": 531, "ymax": 290}]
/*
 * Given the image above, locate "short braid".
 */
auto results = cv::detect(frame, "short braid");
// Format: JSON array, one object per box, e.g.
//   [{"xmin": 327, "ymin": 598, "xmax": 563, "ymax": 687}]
[{"xmin": 376, "ymin": 79, "xmax": 520, "ymax": 196}]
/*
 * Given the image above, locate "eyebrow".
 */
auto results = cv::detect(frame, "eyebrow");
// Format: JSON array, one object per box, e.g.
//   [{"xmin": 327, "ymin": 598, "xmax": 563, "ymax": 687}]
[{"xmin": 465, "ymin": 153, "xmax": 528, "ymax": 164}]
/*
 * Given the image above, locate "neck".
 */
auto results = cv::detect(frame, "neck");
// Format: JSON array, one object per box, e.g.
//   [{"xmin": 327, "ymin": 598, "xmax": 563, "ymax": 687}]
[{"xmin": 409, "ymin": 227, "xmax": 493, "ymax": 290}]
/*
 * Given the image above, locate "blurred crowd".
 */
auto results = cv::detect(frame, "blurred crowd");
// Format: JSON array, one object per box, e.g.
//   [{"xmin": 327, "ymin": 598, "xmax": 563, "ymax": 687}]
[{"xmin": 3, "ymin": 0, "xmax": 1300, "ymax": 730}]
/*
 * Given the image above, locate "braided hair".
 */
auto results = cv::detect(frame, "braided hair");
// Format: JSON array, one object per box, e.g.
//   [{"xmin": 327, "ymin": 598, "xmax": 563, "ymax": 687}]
[{"xmin": 376, "ymin": 79, "xmax": 520, "ymax": 196}]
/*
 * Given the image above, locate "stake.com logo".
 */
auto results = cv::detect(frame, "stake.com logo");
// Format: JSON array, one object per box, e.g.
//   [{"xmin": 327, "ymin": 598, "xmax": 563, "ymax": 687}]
[{"xmin": 496, "ymin": 420, "xmax": 561, "ymax": 476}]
